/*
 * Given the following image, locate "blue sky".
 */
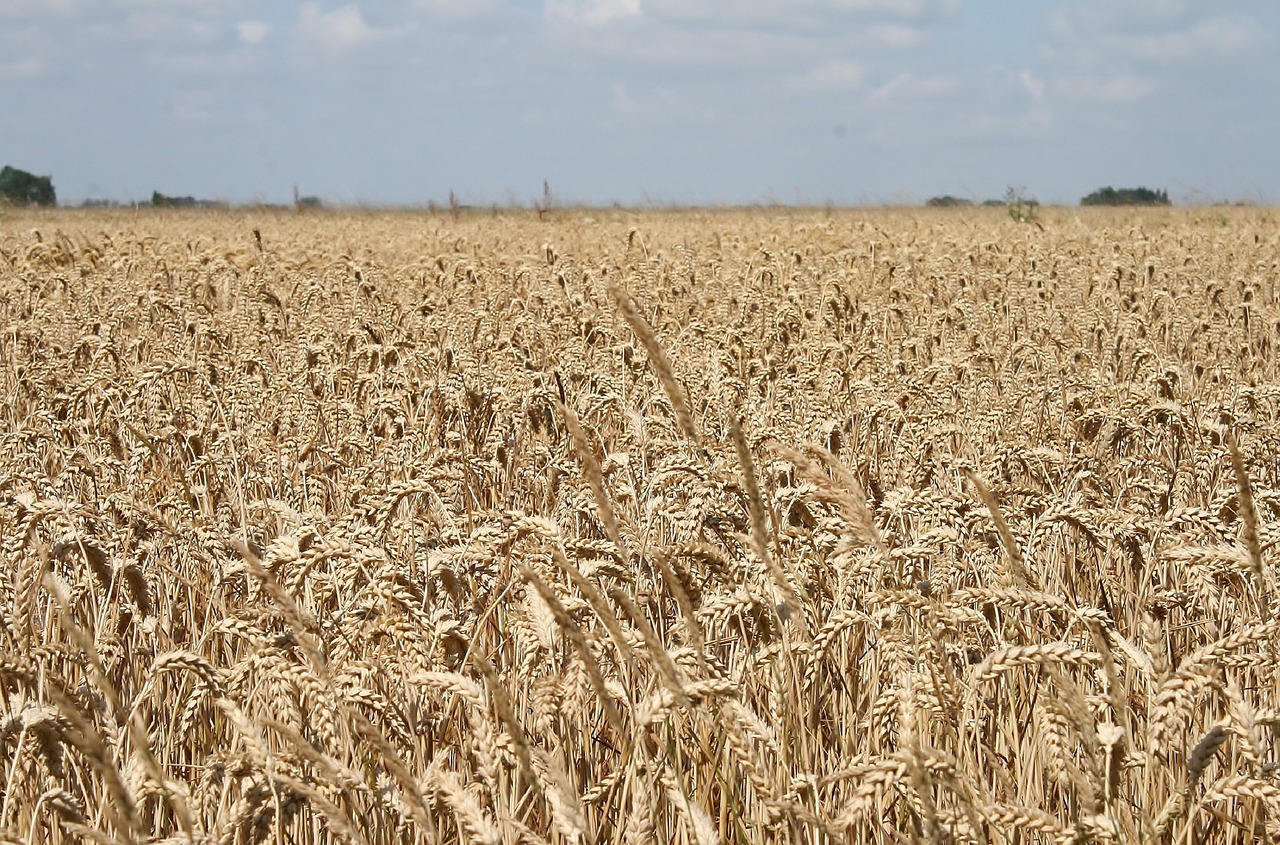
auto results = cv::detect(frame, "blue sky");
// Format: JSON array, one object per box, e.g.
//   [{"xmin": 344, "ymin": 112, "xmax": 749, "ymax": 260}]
[{"xmin": 2, "ymin": 0, "xmax": 1276, "ymax": 206}]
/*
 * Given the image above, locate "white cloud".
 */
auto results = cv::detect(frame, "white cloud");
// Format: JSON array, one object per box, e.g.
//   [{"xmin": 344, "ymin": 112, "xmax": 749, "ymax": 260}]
[
  {"xmin": 75, "ymin": 7, "xmax": 226, "ymax": 49},
  {"xmin": 863, "ymin": 23, "xmax": 928, "ymax": 50},
  {"xmin": 795, "ymin": 59, "xmax": 864, "ymax": 92},
  {"xmin": 147, "ymin": 45, "xmax": 262, "ymax": 77},
  {"xmin": 643, "ymin": 0, "xmax": 958, "ymax": 27},
  {"xmin": 608, "ymin": 81, "xmax": 704, "ymax": 123},
  {"xmin": 959, "ymin": 105, "xmax": 1052, "ymax": 138},
  {"xmin": 608, "ymin": 0, "xmax": 952, "ymax": 42},
  {"xmin": 1054, "ymin": 73, "xmax": 1157, "ymax": 103},
  {"xmin": 412, "ymin": 0, "xmax": 508, "ymax": 19},
  {"xmin": 1044, "ymin": 4, "xmax": 1268, "ymax": 68},
  {"xmin": 545, "ymin": 0, "xmax": 641, "ymax": 27},
  {"xmin": 1019, "ymin": 69, "xmax": 1045, "ymax": 103},
  {"xmin": 236, "ymin": 19, "xmax": 269, "ymax": 44},
  {"xmin": 610, "ymin": 82, "xmax": 639, "ymax": 115},
  {"xmin": 537, "ymin": 3, "xmax": 939, "ymax": 82},
  {"xmin": 0, "ymin": 0, "xmax": 91, "ymax": 21},
  {"xmin": 1047, "ymin": 0, "xmax": 1195, "ymax": 40},
  {"xmin": 870, "ymin": 71, "xmax": 960, "ymax": 102},
  {"xmin": 0, "ymin": 57, "xmax": 46, "ymax": 80},
  {"xmin": 296, "ymin": 4, "xmax": 413, "ymax": 51},
  {"xmin": 169, "ymin": 89, "xmax": 219, "ymax": 123},
  {"xmin": 1108, "ymin": 14, "xmax": 1266, "ymax": 63},
  {"xmin": 832, "ymin": 0, "xmax": 960, "ymax": 16}
]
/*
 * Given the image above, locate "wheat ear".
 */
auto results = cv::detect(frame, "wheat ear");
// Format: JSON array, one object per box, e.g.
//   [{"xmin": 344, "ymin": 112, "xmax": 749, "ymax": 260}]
[
  {"xmin": 561, "ymin": 401, "xmax": 627, "ymax": 562},
  {"xmin": 607, "ymin": 280, "xmax": 699, "ymax": 445},
  {"xmin": 964, "ymin": 469, "xmax": 1037, "ymax": 590},
  {"xmin": 519, "ymin": 564, "xmax": 627, "ymax": 735},
  {"xmin": 1227, "ymin": 433, "xmax": 1269, "ymax": 620},
  {"xmin": 730, "ymin": 411, "xmax": 806, "ymax": 635}
]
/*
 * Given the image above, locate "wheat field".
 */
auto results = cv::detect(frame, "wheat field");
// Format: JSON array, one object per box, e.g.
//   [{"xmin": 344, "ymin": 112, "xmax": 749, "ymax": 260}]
[{"xmin": 2, "ymin": 205, "xmax": 1279, "ymax": 844}]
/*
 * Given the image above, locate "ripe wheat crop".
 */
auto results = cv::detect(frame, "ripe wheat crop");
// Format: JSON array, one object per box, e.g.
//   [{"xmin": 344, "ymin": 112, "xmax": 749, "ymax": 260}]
[{"xmin": 2, "ymin": 204, "xmax": 1280, "ymax": 843}]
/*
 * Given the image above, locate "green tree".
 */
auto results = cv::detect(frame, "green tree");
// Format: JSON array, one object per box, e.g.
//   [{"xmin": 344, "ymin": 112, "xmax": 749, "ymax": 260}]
[
  {"xmin": 1081, "ymin": 186, "xmax": 1171, "ymax": 206},
  {"xmin": 0, "ymin": 166, "xmax": 56, "ymax": 206}
]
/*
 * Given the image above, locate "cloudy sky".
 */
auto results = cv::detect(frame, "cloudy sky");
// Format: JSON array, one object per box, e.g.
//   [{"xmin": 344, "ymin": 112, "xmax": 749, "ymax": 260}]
[{"xmin": 2, "ymin": 0, "xmax": 1276, "ymax": 206}]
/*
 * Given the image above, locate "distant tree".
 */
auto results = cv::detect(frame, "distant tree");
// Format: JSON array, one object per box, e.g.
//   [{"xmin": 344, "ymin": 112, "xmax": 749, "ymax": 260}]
[
  {"xmin": 1081, "ymin": 186, "xmax": 1171, "ymax": 206},
  {"xmin": 926, "ymin": 195, "xmax": 974, "ymax": 207},
  {"xmin": 151, "ymin": 191, "xmax": 211, "ymax": 208},
  {"xmin": 0, "ymin": 166, "xmax": 56, "ymax": 206},
  {"xmin": 291, "ymin": 185, "xmax": 323, "ymax": 212}
]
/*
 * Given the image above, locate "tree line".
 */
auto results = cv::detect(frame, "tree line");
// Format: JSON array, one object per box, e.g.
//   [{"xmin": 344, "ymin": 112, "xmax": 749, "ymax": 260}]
[
  {"xmin": 928, "ymin": 186, "xmax": 1173, "ymax": 208},
  {"xmin": 0, "ymin": 166, "xmax": 56, "ymax": 206},
  {"xmin": 1079, "ymin": 186, "xmax": 1170, "ymax": 206},
  {"xmin": 0, "ymin": 165, "xmax": 1179, "ymax": 211}
]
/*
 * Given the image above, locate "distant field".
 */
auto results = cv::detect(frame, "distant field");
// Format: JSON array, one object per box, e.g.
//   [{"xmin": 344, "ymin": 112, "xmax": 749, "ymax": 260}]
[{"xmin": 2, "ymin": 206, "xmax": 1279, "ymax": 844}]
